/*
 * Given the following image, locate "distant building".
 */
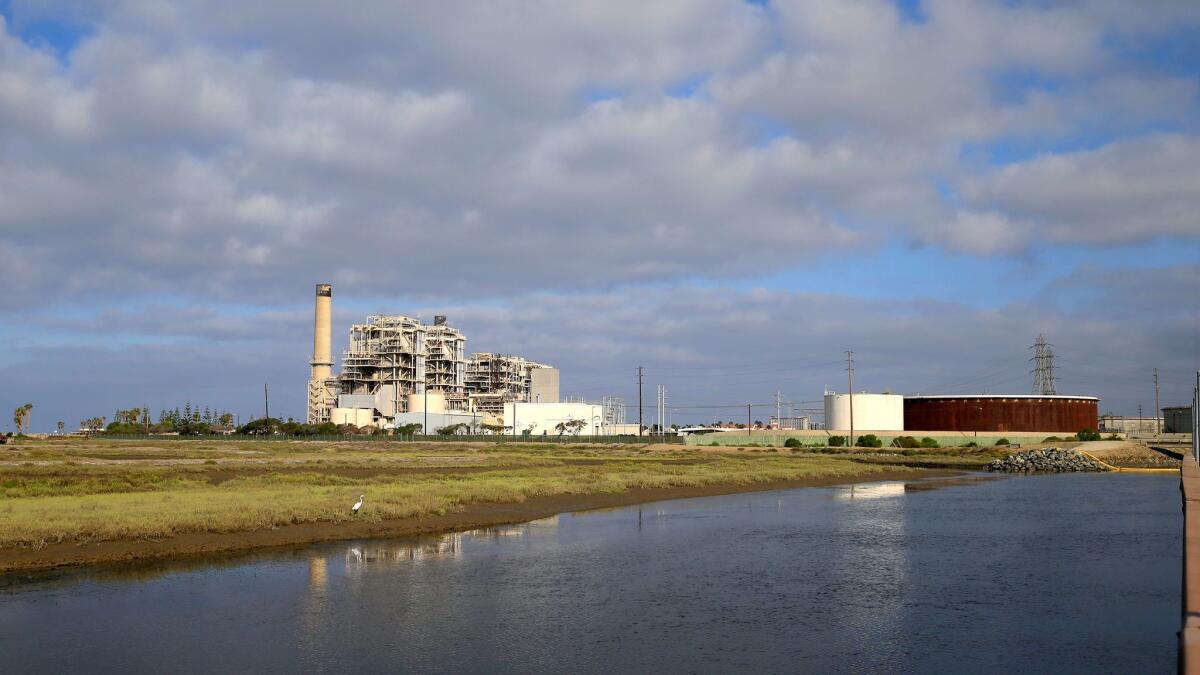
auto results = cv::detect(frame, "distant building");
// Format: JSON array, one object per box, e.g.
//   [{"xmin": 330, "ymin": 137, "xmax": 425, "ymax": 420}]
[
  {"xmin": 1099, "ymin": 415, "xmax": 1159, "ymax": 434},
  {"xmin": 1164, "ymin": 407, "xmax": 1194, "ymax": 434}
]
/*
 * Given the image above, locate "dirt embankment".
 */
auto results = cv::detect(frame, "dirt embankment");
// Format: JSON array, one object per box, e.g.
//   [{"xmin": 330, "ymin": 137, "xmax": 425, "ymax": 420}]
[{"xmin": 0, "ymin": 469, "xmax": 936, "ymax": 574}]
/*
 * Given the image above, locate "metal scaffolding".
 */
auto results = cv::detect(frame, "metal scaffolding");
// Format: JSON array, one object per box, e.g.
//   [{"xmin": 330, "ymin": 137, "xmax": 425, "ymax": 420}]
[{"xmin": 465, "ymin": 353, "xmax": 553, "ymax": 415}]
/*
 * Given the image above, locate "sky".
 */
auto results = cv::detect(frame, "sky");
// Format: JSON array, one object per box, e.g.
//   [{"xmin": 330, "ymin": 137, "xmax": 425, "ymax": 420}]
[{"xmin": 1, "ymin": 0, "xmax": 1198, "ymax": 431}]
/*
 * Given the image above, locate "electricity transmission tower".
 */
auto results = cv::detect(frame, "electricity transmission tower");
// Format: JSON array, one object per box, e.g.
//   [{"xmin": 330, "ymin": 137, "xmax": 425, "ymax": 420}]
[{"xmin": 1030, "ymin": 334, "xmax": 1057, "ymax": 395}]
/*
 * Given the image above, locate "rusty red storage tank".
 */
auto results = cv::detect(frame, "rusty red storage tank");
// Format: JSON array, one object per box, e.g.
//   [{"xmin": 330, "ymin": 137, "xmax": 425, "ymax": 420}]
[{"xmin": 903, "ymin": 395, "xmax": 1100, "ymax": 433}]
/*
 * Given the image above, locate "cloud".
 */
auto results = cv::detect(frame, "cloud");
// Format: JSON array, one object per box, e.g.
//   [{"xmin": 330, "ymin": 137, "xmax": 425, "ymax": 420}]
[{"xmin": 961, "ymin": 134, "xmax": 1200, "ymax": 245}]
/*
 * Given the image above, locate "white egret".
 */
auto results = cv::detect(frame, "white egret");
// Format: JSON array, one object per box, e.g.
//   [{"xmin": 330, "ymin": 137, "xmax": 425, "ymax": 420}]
[{"xmin": 351, "ymin": 494, "xmax": 365, "ymax": 516}]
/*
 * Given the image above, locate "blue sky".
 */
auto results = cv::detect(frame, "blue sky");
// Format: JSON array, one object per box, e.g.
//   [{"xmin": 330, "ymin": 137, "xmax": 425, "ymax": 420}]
[{"xmin": 0, "ymin": 0, "xmax": 1197, "ymax": 429}]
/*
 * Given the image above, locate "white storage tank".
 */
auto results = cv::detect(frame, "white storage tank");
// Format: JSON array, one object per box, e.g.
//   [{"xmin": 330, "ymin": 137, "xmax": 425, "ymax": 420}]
[
  {"xmin": 824, "ymin": 393, "xmax": 904, "ymax": 431},
  {"xmin": 408, "ymin": 391, "xmax": 447, "ymax": 414}
]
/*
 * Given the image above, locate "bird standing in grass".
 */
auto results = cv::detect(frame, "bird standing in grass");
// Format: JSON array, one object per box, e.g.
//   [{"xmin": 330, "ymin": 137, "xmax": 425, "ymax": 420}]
[{"xmin": 351, "ymin": 494, "xmax": 365, "ymax": 516}]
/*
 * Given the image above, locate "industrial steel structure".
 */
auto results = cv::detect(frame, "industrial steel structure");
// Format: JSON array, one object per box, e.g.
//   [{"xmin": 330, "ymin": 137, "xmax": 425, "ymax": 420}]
[
  {"xmin": 903, "ymin": 394, "xmax": 1099, "ymax": 433},
  {"xmin": 465, "ymin": 353, "xmax": 557, "ymax": 416}
]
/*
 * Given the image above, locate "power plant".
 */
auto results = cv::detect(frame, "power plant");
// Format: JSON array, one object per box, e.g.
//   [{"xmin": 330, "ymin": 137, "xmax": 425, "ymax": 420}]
[{"xmin": 305, "ymin": 283, "xmax": 569, "ymax": 432}]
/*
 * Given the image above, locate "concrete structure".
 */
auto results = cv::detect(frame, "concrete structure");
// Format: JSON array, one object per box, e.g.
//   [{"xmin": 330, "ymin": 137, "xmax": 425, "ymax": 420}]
[
  {"xmin": 529, "ymin": 368, "xmax": 560, "ymax": 404},
  {"xmin": 1099, "ymin": 415, "xmax": 1159, "ymax": 435},
  {"xmin": 824, "ymin": 393, "xmax": 904, "ymax": 432},
  {"xmin": 306, "ymin": 284, "xmax": 339, "ymax": 424},
  {"xmin": 330, "ymin": 407, "xmax": 373, "ymax": 427},
  {"xmin": 392, "ymin": 411, "xmax": 479, "ymax": 434},
  {"xmin": 904, "ymin": 394, "xmax": 1099, "ymax": 433},
  {"xmin": 505, "ymin": 402, "xmax": 604, "ymax": 436},
  {"xmin": 1166, "ymin": 406, "xmax": 1195, "ymax": 434}
]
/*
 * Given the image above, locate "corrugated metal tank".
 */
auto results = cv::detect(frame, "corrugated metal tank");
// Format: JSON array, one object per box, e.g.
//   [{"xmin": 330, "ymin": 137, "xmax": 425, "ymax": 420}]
[
  {"xmin": 903, "ymin": 395, "xmax": 1099, "ymax": 432},
  {"xmin": 824, "ymin": 393, "xmax": 905, "ymax": 431}
]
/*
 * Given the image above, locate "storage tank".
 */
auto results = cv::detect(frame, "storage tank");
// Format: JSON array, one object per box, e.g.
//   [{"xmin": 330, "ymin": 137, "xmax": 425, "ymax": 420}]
[
  {"xmin": 824, "ymin": 393, "xmax": 904, "ymax": 431},
  {"xmin": 903, "ymin": 395, "xmax": 1099, "ymax": 432},
  {"xmin": 408, "ymin": 391, "xmax": 447, "ymax": 414}
]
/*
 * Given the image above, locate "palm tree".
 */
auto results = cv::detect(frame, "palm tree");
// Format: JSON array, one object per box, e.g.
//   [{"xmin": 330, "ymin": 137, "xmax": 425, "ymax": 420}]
[
  {"xmin": 57, "ymin": 420, "xmax": 65, "ymax": 434},
  {"xmin": 13, "ymin": 403, "xmax": 32, "ymax": 434}
]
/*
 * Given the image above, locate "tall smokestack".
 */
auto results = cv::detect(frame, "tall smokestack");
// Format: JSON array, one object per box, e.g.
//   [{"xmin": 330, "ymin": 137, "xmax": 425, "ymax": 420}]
[{"xmin": 311, "ymin": 283, "xmax": 333, "ymax": 380}]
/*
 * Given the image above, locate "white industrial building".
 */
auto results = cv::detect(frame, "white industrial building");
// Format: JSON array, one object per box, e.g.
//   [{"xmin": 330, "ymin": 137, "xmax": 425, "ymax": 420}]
[
  {"xmin": 824, "ymin": 392, "xmax": 904, "ymax": 431},
  {"xmin": 505, "ymin": 402, "xmax": 605, "ymax": 436}
]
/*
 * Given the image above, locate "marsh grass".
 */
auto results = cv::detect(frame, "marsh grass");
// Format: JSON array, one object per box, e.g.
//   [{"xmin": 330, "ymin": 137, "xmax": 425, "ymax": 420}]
[{"xmin": 0, "ymin": 441, "xmax": 904, "ymax": 548}]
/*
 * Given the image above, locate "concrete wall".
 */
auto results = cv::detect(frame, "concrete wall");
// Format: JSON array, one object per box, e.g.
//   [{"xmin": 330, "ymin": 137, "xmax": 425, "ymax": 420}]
[
  {"xmin": 529, "ymin": 368, "xmax": 560, "ymax": 403},
  {"xmin": 824, "ymin": 393, "xmax": 904, "ymax": 431},
  {"xmin": 506, "ymin": 402, "xmax": 604, "ymax": 436},
  {"xmin": 331, "ymin": 407, "xmax": 374, "ymax": 427},
  {"xmin": 392, "ymin": 411, "xmax": 478, "ymax": 433}
]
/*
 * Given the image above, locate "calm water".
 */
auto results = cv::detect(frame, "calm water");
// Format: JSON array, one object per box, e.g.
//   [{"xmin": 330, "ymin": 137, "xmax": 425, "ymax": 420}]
[{"xmin": 0, "ymin": 473, "xmax": 1180, "ymax": 674}]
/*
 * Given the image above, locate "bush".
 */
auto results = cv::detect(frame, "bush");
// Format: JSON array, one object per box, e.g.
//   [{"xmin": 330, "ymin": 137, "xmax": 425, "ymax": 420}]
[
  {"xmin": 784, "ymin": 438, "xmax": 802, "ymax": 448},
  {"xmin": 828, "ymin": 435, "xmax": 846, "ymax": 447},
  {"xmin": 919, "ymin": 437, "xmax": 939, "ymax": 448},
  {"xmin": 965, "ymin": 441, "xmax": 979, "ymax": 447},
  {"xmin": 891, "ymin": 436, "xmax": 920, "ymax": 449},
  {"xmin": 855, "ymin": 434, "xmax": 883, "ymax": 448},
  {"xmin": 995, "ymin": 438, "xmax": 1010, "ymax": 446},
  {"xmin": 1042, "ymin": 436, "xmax": 1063, "ymax": 442},
  {"xmin": 1075, "ymin": 429, "xmax": 1101, "ymax": 442}
]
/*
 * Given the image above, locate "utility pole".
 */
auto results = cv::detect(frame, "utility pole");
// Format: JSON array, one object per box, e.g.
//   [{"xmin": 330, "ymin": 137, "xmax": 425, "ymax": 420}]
[
  {"xmin": 264, "ymin": 383, "xmax": 270, "ymax": 421},
  {"xmin": 747, "ymin": 403, "xmax": 752, "ymax": 436},
  {"xmin": 1154, "ymin": 368, "xmax": 1161, "ymax": 436},
  {"xmin": 846, "ymin": 351, "xmax": 855, "ymax": 446},
  {"xmin": 637, "ymin": 366, "xmax": 644, "ymax": 437},
  {"xmin": 776, "ymin": 390, "xmax": 782, "ymax": 430}
]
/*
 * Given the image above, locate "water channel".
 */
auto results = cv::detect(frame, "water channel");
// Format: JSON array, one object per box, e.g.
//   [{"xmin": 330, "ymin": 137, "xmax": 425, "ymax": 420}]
[{"xmin": 0, "ymin": 473, "xmax": 1180, "ymax": 673}]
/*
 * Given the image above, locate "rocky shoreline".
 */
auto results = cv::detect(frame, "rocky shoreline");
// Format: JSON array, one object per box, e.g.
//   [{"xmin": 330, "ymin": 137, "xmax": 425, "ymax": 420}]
[{"xmin": 986, "ymin": 448, "xmax": 1110, "ymax": 473}]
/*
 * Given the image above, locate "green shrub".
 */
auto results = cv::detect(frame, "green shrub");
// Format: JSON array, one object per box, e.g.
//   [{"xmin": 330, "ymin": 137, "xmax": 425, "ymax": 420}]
[
  {"xmin": 995, "ymin": 438, "xmax": 1010, "ymax": 446},
  {"xmin": 890, "ymin": 436, "xmax": 920, "ymax": 449},
  {"xmin": 1075, "ymin": 429, "xmax": 1101, "ymax": 442},
  {"xmin": 919, "ymin": 437, "xmax": 939, "ymax": 448},
  {"xmin": 1105, "ymin": 433, "xmax": 1121, "ymax": 441},
  {"xmin": 784, "ymin": 437, "xmax": 802, "ymax": 448},
  {"xmin": 965, "ymin": 441, "xmax": 979, "ymax": 447},
  {"xmin": 1043, "ymin": 436, "xmax": 1063, "ymax": 442},
  {"xmin": 709, "ymin": 441, "xmax": 720, "ymax": 447},
  {"xmin": 855, "ymin": 434, "xmax": 883, "ymax": 448},
  {"xmin": 828, "ymin": 435, "xmax": 846, "ymax": 447}
]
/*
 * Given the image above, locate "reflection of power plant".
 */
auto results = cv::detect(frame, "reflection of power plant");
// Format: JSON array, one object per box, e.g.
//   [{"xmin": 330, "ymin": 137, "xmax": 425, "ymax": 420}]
[{"xmin": 340, "ymin": 519, "xmax": 559, "ymax": 569}]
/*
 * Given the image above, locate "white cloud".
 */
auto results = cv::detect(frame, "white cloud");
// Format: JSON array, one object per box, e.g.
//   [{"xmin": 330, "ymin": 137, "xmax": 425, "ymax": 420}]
[
  {"xmin": 961, "ymin": 134, "xmax": 1200, "ymax": 245},
  {"xmin": 0, "ymin": 0, "xmax": 1196, "ymax": 311}
]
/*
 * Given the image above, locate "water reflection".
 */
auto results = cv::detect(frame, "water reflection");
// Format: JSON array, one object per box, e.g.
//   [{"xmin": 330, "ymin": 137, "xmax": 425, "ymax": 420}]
[
  {"xmin": 832, "ymin": 481, "xmax": 907, "ymax": 500},
  {"xmin": 0, "ymin": 476, "xmax": 1180, "ymax": 674}
]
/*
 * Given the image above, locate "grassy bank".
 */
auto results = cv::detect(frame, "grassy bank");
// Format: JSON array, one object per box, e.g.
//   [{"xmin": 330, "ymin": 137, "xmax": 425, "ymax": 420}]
[{"xmin": 0, "ymin": 438, "xmax": 920, "ymax": 552}]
